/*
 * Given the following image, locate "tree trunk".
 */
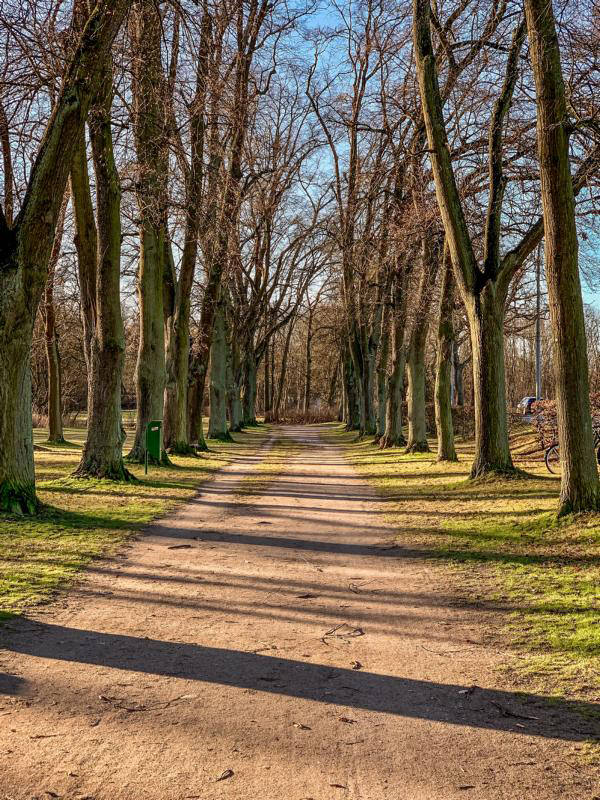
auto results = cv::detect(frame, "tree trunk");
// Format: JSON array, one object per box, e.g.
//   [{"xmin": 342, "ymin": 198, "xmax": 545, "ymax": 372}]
[
  {"xmin": 452, "ymin": 339, "xmax": 465, "ymax": 406},
  {"xmin": 71, "ymin": 130, "xmax": 97, "ymax": 389},
  {"xmin": 227, "ymin": 333, "xmax": 244, "ymax": 432},
  {"xmin": 208, "ymin": 298, "xmax": 231, "ymax": 441},
  {"xmin": 74, "ymin": 56, "xmax": 131, "ymax": 481},
  {"xmin": 435, "ymin": 251, "xmax": 457, "ymax": 461},
  {"xmin": 0, "ymin": 0, "xmax": 129, "ymax": 514},
  {"xmin": 381, "ymin": 271, "xmax": 408, "ymax": 449},
  {"xmin": 375, "ymin": 305, "xmax": 390, "ymax": 440},
  {"xmin": 524, "ymin": 0, "xmax": 600, "ymax": 514},
  {"xmin": 343, "ymin": 347, "xmax": 361, "ymax": 431},
  {"xmin": 127, "ymin": 1, "xmax": 168, "ymax": 465},
  {"xmin": 303, "ymin": 309, "xmax": 313, "ymax": 414},
  {"xmin": 43, "ymin": 193, "xmax": 69, "ymax": 444},
  {"xmin": 406, "ymin": 335, "xmax": 429, "ymax": 453},
  {"xmin": 242, "ymin": 349, "xmax": 258, "ymax": 426},
  {"xmin": 467, "ymin": 286, "xmax": 514, "ymax": 477},
  {"xmin": 274, "ymin": 318, "xmax": 295, "ymax": 421},
  {"xmin": 263, "ymin": 340, "xmax": 272, "ymax": 419}
]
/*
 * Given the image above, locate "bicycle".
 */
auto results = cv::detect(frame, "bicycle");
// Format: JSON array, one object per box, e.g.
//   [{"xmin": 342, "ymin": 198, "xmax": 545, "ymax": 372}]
[{"xmin": 544, "ymin": 429, "xmax": 600, "ymax": 474}]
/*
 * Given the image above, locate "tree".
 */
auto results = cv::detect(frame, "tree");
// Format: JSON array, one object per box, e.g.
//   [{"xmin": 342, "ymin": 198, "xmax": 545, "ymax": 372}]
[
  {"xmin": 0, "ymin": 0, "xmax": 129, "ymax": 514},
  {"xmin": 524, "ymin": 0, "xmax": 600, "ymax": 514},
  {"xmin": 127, "ymin": 0, "xmax": 170, "ymax": 465},
  {"xmin": 73, "ymin": 43, "xmax": 131, "ymax": 480},
  {"xmin": 434, "ymin": 243, "xmax": 457, "ymax": 461}
]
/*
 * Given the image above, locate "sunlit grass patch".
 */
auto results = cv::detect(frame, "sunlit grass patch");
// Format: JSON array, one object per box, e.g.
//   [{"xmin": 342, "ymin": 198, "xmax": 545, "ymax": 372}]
[{"xmin": 0, "ymin": 425, "xmax": 270, "ymax": 619}]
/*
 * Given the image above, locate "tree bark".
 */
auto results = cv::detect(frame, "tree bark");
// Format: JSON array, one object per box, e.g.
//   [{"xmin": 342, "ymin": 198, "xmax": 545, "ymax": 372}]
[
  {"xmin": 43, "ymin": 193, "xmax": 69, "ymax": 444},
  {"xmin": 381, "ymin": 269, "xmax": 408, "ymax": 449},
  {"xmin": 208, "ymin": 297, "xmax": 232, "ymax": 440},
  {"xmin": 74, "ymin": 54, "xmax": 131, "ymax": 481},
  {"xmin": 435, "ymin": 249, "xmax": 457, "ymax": 461},
  {"xmin": 524, "ymin": 0, "xmax": 600, "ymax": 513},
  {"xmin": 466, "ymin": 285, "xmax": 513, "ymax": 476},
  {"xmin": 127, "ymin": 1, "xmax": 169, "ymax": 465},
  {"xmin": 0, "ymin": 0, "xmax": 128, "ymax": 514},
  {"xmin": 242, "ymin": 348, "xmax": 258, "ymax": 426}
]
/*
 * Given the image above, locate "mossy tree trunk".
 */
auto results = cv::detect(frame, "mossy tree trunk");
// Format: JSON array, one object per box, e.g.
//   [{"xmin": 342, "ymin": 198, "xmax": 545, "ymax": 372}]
[
  {"xmin": 381, "ymin": 269, "xmax": 408, "ymax": 449},
  {"xmin": 0, "ymin": 0, "xmax": 128, "ymax": 514},
  {"xmin": 227, "ymin": 330, "xmax": 244, "ymax": 432},
  {"xmin": 405, "ymin": 238, "xmax": 439, "ymax": 453},
  {"xmin": 43, "ymin": 193, "xmax": 69, "ymax": 444},
  {"xmin": 524, "ymin": 0, "xmax": 600, "ymax": 514},
  {"xmin": 466, "ymin": 285, "xmax": 513, "ymax": 476},
  {"xmin": 73, "ymin": 55, "xmax": 131, "ymax": 481},
  {"xmin": 163, "ymin": 10, "xmax": 209, "ymax": 456},
  {"xmin": 435, "ymin": 247, "xmax": 457, "ymax": 462},
  {"xmin": 242, "ymin": 348, "xmax": 258, "ymax": 427},
  {"xmin": 343, "ymin": 346, "xmax": 361, "ymax": 431},
  {"xmin": 127, "ymin": 1, "xmax": 169, "ymax": 466},
  {"xmin": 208, "ymin": 296, "xmax": 232, "ymax": 441}
]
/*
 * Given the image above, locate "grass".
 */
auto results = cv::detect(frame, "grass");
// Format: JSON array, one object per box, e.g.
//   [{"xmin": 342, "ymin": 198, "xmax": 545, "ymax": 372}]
[
  {"xmin": 0, "ymin": 425, "xmax": 270, "ymax": 621},
  {"xmin": 327, "ymin": 424, "xmax": 600, "ymax": 705}
]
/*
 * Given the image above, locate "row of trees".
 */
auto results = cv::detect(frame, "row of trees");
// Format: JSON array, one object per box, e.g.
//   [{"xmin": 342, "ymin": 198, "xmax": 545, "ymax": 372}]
[{"xmin": 0, "ymin": 0, "xmax": 598, "ymax": 517}]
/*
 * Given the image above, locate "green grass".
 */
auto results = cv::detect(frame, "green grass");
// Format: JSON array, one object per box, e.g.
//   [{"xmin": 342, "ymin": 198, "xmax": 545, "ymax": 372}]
[
  {"xmin": 0, "ymin": 425, "xmax": 270, "ymax": 620},
  {"xmin": 326, "ymin": 425, "xmax": 600, "ymax": 704}
]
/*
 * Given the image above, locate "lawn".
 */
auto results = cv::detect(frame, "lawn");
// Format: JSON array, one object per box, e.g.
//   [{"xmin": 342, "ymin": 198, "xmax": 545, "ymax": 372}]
[
  {"xmin": 328, "ymin": 424, "xmax": 600, "ymax": 706},
  {"xmin": 0, "ymin": 425, "xmax": 270, "ymax": 620}
]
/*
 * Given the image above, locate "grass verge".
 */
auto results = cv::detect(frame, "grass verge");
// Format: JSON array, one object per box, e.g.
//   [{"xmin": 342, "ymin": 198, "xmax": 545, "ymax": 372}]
[
  {"xmin": 325, "ymin": 424, "xmax": 600, "ymax": 707},
  {"xmin": 0, "ymin": 425, "xmax": 270, "ymax": 620}
]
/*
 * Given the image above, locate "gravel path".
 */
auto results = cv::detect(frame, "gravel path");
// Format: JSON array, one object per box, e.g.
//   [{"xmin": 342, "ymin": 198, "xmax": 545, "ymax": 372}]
[{"xmin": 0, "ymin": 425, "xmax": 597, "ymax": 800}]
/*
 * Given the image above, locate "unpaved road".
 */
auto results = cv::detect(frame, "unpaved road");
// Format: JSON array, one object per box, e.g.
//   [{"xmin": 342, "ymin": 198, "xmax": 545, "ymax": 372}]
[{"xmin": 0, "ymin": 426, "xmax": 598, "ymax": 800}]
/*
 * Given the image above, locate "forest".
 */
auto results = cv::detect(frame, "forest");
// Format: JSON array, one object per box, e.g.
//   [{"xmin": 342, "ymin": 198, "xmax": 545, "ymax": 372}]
[{"xmin": 0, "ymin": 1, "xmax": 599, "ymax": 798}]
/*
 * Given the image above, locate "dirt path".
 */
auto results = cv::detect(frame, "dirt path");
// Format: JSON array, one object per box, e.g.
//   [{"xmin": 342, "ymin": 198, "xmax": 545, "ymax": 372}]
[{"xmin": 0, "ymin": 426, "xmax": 598, "ymax": 800}]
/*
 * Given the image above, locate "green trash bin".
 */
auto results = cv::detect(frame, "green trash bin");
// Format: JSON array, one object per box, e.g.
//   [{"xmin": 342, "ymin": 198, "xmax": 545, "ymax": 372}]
[{"xmin": 145, "ymin": 421, "xmax": 162, "ymax": 474}]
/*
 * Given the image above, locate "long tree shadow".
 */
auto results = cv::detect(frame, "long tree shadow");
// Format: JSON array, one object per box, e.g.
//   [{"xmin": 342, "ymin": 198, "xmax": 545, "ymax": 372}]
[{"xmin": 2, "ymin": 622, "xmax": 598, "ymax": 741}]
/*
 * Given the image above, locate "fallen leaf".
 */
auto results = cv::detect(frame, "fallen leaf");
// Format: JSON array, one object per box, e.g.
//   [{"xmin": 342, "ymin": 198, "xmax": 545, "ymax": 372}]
[
  {"xmin": 167, "ymin": 544, "xmax": 193, "ymax": 550},
  {"xmin": 216, "ymin": 769, "xmax": 234, "ymax": 782},
  {"xmin": 296, "ymin": 593, "xmax": 318, "ymax": 599},
  {"xmin": 351, "ymin": 661, "xmax": 362, "ymax": 670},
  {"xmin": 293, "ymin": 723, "xmax": 311, "ymax": 730},
  {"xmin": 339, "ymin": 716, "xmax": 357, "ymax": 724}
]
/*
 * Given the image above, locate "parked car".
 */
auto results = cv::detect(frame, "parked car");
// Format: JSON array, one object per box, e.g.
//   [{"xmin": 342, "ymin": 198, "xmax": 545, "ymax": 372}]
[{"xmin": 518, "ymin": 396, "xmax": 538, "ymax": 415}]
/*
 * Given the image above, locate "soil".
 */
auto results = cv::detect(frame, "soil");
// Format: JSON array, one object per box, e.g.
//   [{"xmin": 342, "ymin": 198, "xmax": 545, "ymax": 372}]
[{"xmin": 0, "ymin": 426, "xmax": 598, "ymax": 800}]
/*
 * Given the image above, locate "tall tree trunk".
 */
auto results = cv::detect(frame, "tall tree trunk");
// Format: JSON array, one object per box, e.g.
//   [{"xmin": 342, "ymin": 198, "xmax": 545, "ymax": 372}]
[
  {"xmin": 227, "ymin": 333, "xmax": 244, "ymax": 432},
  {"xmin": 242, "ymin": 348, "xmax": 258, "ymax": 426},
  {"xmin": 43, "ymin": 193, "xmax": 69, "ymax": 444},
  {"xmin": 71, "ymin": 131, "xmax": 97, "ymax": 389},
  {"xmin": 343, "ymin": 346, "xmax": 361, "ymax": 432},
  {"xmin": 274, "ymin": 317, "xmax": 295, "ymax": 421},
  {"xmin": 381, "ymin": 271, "xmax": 408, "ymax": 449},
  {"xmin": 466, "ymin": 286, "xmax": 513, "ymax": 476},
  {"xmin": 208, "ymin": 297, "xmax": 231, "ymax": 441},
  {"xmin": 303, "ymin": 308, "xmax": 314, "ymax": 414},
  {"xmin": 327, "ymin": 359, "xmax": 340, "ymax": 409},
  {"xmin": 406, "ymin": 335, "xmax": 429, "ymax": 453},
  {"xmin": 524, "ymin": 0, "xmax": 600, "ymax": 514},
  {"xmin": 0, "ymin": 0, "xmax": 128, "ymax": 514},
  {"xmin": 375, "ymin": 304, "xmax": 390, "ymax": 440},
  {"xmin": 74, "ymin": 55, "xmax": 131, "ymax": 481},
  {"xmin": 452, "ymin": 339, "xmax": 465, "ymax": 406},
  {"xmin": 162, "ymin": 9, "xmax": 208, "ymax": 455},
  {"xmin": 263, "ymin": 340, "xmax": 272, "ymax": 420},
  {"xmin": 435, "ymin": 250, "xmax": 457, "ymax": 461},
  {"xmin": 127, "ymin": 1, "xmax": 168, "ymax": 465}
]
